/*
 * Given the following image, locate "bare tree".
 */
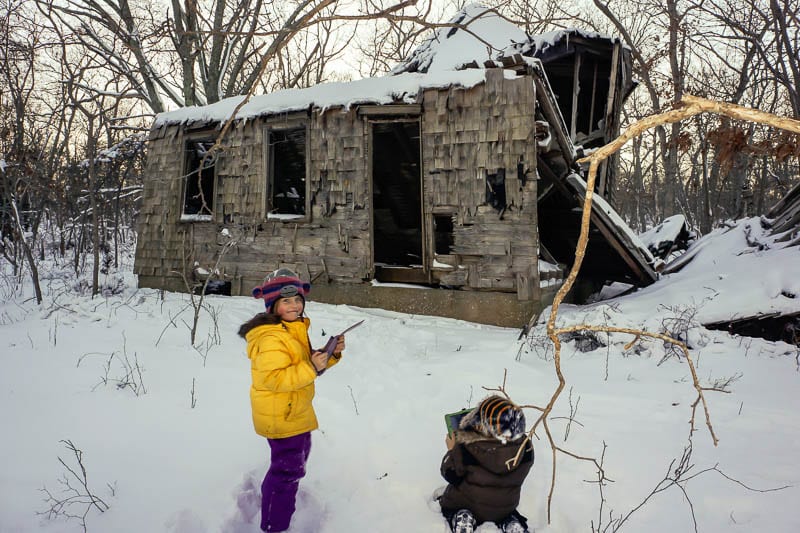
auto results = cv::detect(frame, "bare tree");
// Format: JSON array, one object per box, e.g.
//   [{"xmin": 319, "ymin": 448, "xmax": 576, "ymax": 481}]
[
  {"xmin": 695, "ymin": 0, "xmax": 799, "ymax": 118},
  {"xmin": 353, "ymin": 0, "xmax": 438, "ymax": 77},
  {"xmin": 590, "ymin": 0, "xmax": 693, "ymax": 219},
  {"xmin": 34, "ymin": 0, "xmax": 421, "ymax": 113},
  {"xmin": 0, "ymin": 3, "xmax": 148, "ymax": 301},
  {"xmin": 688, "ymin": 0, "xmax": 800, "ymax": 224},
  {"xmin": 40, "ymin": 9, "xmax": 143, "ymax": 294},
  {"xmin": 0, "ymin": 0, "xmax": 51, "ymax": 302},
  {"xmin": 585, "ymin": 0, "xmax": 800, "ymax": 230},
  {"xmin": 268, "ymin": 14, "xmax": 357, "ymax": 89}
]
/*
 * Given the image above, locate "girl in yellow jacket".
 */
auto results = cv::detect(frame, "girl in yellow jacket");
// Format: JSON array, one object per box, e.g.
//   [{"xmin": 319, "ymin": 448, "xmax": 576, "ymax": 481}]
[{"xmin": 238, "ymin": 268, "xmax": 344, "ymax": 533}]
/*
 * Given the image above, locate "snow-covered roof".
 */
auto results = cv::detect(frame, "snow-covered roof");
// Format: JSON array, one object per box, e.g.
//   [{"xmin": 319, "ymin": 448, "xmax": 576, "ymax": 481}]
[
  {"xmin": 391, "ymin": 3, "xmax": 623, "ymax": 75},
  {"xmin": 507, "ymin": 28, "xmax": 625, "ymax": 59},
  {"xmin": 639, "ymin": 215, "xmax": 687, "ymax": 251},
  {"xmin": 390, "ymin": 3, "xmax": 530, "ymax": 74},
  {"xmin": 154, "ymin": 70, "xmax": 494, "ymax": 127}
]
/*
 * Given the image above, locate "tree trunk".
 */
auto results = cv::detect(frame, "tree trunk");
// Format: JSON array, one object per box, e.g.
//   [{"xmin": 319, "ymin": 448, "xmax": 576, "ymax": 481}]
[
  {"xmin": 11, "ymin": 198, "xmax": 42, "ymax": 304},
  {"xmin": 663, "ymin": 0, "xmax": 684, "ymax": 218},
  {"xmin": 87, "ymin": 118, "xmax": 100, "ymax": 297},
  {"xmin": 700, "ymin": 131, "xmax": 712, "ymax": 234},
  {"xmin": 632, "ymin": 135, "xmax": 647, "ymax": 231},
  {"xmin": 172, "ymin": 0, "xmax": 200, "ymax": 106}
]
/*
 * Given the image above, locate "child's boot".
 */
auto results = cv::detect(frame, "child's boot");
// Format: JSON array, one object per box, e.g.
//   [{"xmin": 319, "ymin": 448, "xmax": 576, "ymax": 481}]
[
  {"xmin": 500, "ymin": 515, "xmax": 528, "ymax": 533},
  {"xmin": 450, "ymin": 509, "xmax": 477, "ymax": 533}
]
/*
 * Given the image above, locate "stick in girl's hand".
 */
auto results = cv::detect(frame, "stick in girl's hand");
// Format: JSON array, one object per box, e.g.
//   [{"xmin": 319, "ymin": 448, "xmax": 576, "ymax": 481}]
[{"xmin": 322, "ymin": 319, "xmax": 364, "ymax": 356}]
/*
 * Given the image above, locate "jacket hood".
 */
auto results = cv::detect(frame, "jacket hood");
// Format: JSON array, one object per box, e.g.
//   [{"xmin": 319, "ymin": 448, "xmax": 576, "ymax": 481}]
[
  {"xmin": 239, "ymin": 312, "xmax": 279, "ymax": 338},
  {"xmin": 239, "ymin": 313, "xmax": 309, "ymax": 338},
  {"xmin": 243, "ymin": 317, "xmax": 310, "ymax": 358}
]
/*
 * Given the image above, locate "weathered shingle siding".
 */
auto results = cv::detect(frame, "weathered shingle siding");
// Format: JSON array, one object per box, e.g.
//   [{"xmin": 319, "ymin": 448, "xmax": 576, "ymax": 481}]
[{"xmin": 422, "ymin": 69, "xmax": 539, "ymax": 297}]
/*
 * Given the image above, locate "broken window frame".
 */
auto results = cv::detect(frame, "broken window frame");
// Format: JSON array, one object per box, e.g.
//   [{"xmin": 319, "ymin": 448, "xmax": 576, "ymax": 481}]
[
  {"xmin": 180, "ymin": 136, "xmax": 217, "ymax": 222},
  {"xmin": 265, "ymin": 124, "xmax": 309, "ymax": 222},
  {"xmin": 485, "ymin": 168, "xmax": 507, "ymax": 213},
  {"xmin": 569, "ymin": 49, "xmax": 613, "ymax": 145},
  {"xmin": 431, "ymin": 209, "xmax": 458, "ymax": 271}
]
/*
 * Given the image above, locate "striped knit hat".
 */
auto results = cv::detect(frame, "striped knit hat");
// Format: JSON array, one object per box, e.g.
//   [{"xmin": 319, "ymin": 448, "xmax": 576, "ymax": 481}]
[
  {"xmin": 459, "ymin": 395, "xmax": 526, "ymax": 443},
  {"xmin": 252, "ymin": 268, "xmax": 311, "ymax": 313}
]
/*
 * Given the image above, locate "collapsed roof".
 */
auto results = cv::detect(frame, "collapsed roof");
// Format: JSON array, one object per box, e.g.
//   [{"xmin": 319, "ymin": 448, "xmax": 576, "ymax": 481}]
[
  {"xmin": 637, "ymin": 185, "xmax": 800, "ymax": 346},
  {"xmin": 639, "ymin": 215, "xmax": 695, "ymax": 261}
]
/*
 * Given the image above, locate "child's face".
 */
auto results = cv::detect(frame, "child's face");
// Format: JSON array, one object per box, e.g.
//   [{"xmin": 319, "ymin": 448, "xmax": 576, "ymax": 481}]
[{"xmin": 273, "ymin": 295, "xmax": 304, "ymax": 321}]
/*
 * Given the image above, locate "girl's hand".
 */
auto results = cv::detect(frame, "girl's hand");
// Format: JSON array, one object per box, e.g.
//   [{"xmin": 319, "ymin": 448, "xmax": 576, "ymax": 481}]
[
  {"xmin": 333, "ymin": 335, "xmax": 345, "ymax": 354},
  {"xmin": 310, "ymin": 350, "xmax": 328, "ymax": 373},
  {"xmin": 445, "ymin": 433, "xmax": 455, "ymax": 450}
]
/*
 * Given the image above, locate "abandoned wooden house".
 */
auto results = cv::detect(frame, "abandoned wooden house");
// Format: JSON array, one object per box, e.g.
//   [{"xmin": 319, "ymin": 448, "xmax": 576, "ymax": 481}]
[{"xmin": 134, "ymin": 5, "xmax": 658, "ymax": 327}]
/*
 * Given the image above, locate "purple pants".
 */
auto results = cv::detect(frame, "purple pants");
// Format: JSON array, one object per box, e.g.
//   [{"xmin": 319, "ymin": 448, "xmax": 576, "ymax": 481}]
[{"xmin": 260, "ymin": 432, "xmax": 312, "ymax": 532}]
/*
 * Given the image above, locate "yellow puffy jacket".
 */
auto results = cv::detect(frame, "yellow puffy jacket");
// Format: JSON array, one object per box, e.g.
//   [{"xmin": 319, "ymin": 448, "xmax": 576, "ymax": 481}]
[{"xmin": 245, "ymin": 317, "xmax": 341, "ymax": 439}]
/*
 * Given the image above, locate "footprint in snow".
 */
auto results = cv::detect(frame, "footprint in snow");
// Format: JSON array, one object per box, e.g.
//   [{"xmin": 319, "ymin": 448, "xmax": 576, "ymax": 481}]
[{"xmin": 222, "ymin": 470, "xmax": 327, "ymax": 533}]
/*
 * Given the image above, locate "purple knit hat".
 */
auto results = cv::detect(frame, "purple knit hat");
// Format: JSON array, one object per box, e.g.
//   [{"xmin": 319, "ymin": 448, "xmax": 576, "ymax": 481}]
[{"xmin": 252, "ymin": 268, "xmax": 310, "ymax": 313}]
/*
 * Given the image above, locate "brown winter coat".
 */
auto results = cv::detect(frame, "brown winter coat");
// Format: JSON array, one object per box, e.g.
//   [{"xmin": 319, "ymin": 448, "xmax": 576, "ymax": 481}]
[{"xmin": 438, "ymin": 429, "xmax": 534, "ymax": 524}]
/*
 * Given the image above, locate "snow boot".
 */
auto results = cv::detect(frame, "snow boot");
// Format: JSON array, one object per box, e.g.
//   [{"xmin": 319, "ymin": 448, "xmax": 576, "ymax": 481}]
[
  {"xmin": 450, "ymin": 509, "xmax": 477, "ymax": 533},
  {"xmin": 500, "ymin": 514, "xmax": 528, "ymax": 533}
]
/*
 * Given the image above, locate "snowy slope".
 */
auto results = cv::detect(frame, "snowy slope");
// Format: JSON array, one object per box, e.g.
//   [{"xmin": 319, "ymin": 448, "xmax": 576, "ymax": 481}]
[{"xmin": 1, "ymin": 219, "xmax": 799, "ymax": 533}]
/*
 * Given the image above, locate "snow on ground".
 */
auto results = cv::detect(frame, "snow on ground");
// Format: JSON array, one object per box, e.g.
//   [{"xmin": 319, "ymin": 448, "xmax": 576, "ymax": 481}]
[{"xmin": 1, "ymin": 216, "xmax": 799, "ymax": 533}]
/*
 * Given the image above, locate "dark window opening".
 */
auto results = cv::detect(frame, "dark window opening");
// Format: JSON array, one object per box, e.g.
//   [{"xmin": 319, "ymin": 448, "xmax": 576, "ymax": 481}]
[
  {"xmin": 575, "ymin": 56, "xmax": 611, "ymax": 141},
  {"xmin": 486, "ymin": 169, "xmax": 507, "ymax": 212},
  {"xmin": 546, "ymin": 71, "xmax": 574, "ymax": 133},
  {"xmin": 434, "ymin": 214, "xmax": 455, "ymax": 255},
  {"xmin": 183, "ymin": 140, "xmax": 216, "ymax": 217},
  {"xmin": 541, "ymin": 52, "xmax": 611, "ymax": 144},
  {"xmin": 195, "ymin": 280, "xmax": 231, "ymax": 296},
  {"xmin": 269, "ymin": 128, "xmax": 306, "ymax": 217},
  {"xmin": 372, "ymin": 121, "xmax": 422, "ymax": 268}
]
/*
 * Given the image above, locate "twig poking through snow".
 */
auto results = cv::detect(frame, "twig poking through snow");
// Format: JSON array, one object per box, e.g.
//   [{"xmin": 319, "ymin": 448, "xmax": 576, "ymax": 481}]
[
  {"xmin": 38, "ymin": 439, "xmax": 111, "ymax": 532},
  {"xmin": 347, "ymin": 385, "xmax": 359, "ymax": 415}
]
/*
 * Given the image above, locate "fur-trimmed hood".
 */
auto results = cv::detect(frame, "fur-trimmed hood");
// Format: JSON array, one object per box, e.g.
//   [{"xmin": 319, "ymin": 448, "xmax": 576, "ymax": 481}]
[
  {"xmin": 238, "ymin": 312, "xmax": 282, "ymax": 338},
  {"xmin": 452, "ymin": 429, "xmax": 531, "ymax": 475}
]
